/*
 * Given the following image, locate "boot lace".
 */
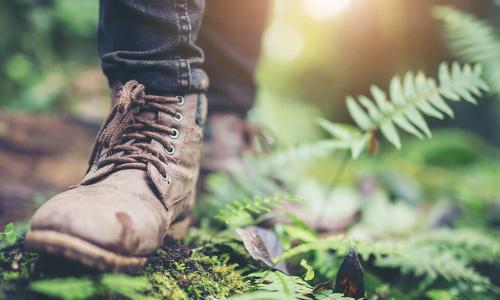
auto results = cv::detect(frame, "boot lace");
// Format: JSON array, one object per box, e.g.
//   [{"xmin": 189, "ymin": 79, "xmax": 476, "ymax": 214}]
[{"xmin": 87, "ymin": 80, "xmax": 184, "ymax": 182}]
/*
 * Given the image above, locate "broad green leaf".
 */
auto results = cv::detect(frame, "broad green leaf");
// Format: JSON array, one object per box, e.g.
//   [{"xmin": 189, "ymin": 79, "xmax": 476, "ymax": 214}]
[
  {"xmin": 31, "ymin": 278, "xmax": 96, "ymax": 300},
  {"xmin": 6, "ymin": 232, "xmax": 16, "ymax": 244},
  {"xmin": 101, "ymin": 274, "xmax": 153, "ymax": 300},
  {"xmin": 300, "ymin": 259, "xmax": 315, "ymax": 281},
  {"xmin": 3, "ymin": 223, "xmax": 14, "ymax": 234}
]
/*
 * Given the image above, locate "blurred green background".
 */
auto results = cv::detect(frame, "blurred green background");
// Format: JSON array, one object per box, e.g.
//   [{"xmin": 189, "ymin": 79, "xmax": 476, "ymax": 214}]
[{"xmin": 1, "ymin": 0, "xmax": 500, "ymax": 145}]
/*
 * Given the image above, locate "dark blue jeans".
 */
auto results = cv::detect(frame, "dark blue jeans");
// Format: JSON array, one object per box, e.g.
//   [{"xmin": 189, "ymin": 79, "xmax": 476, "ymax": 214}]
[{"xmin": 98, "ymin": 0, "xmax": 270, "ymax": 115}]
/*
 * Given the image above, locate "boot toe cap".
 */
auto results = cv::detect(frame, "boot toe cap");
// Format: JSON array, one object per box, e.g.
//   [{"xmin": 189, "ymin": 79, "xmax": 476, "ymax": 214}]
[{"xmin": 30, "ymin": 183, "xmax": 168, "ymax": 256}]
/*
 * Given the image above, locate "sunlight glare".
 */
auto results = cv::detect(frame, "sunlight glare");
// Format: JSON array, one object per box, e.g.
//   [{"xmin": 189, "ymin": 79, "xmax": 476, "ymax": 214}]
[
  {"xmin": 263, "ymin": 21, "xmax": 304, "ymax": 63},
  {"xmin": 302, "ymin": 0, "xmax": 352, "ymax": 20}
]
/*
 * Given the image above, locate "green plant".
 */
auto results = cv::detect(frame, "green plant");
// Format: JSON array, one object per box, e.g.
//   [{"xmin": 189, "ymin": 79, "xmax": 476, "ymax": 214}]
[
  {"xmin": 215, "ymin": 193, "xmax": 299, "ymax": 226},
  {"xmin": 0, "ymin": 223, "xmax": 16, "ymax": 245},
  {"xmin": 30, "ymin": 278, "xmax": 96, "ymax": 300},
  {"xmin": 433, "ymin": 5, "xmax": 500, "ymax": 94},
  {"xmin": 274, "ymin": 235, "xmax": 397, "ymax": 263},
  {"xmin": 101, "ymin": 274, "xmax": 154, "ymax": 300},
  {"xmin": 0, "ymin": 0, "xmax": 99, "ymax": 111},
  {"xmin": 320, "ymin": 62, "xmax": 488, "ymax": 158},
  {"xmin": 300, "ymin": 259, "xmax": 315, "ymax": 281},
  {"xmin": 230, "ymin": 271, "xmax": 313, "ymax": 300},
  {"xmin": 378, "ymin": 229, "xmax": 500, "ymax": 285}
]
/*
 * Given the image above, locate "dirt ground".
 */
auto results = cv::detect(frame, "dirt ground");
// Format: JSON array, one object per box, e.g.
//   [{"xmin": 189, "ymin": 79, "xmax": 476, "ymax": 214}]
[{"xmin": 0, "ymin": 111, "xmax": 99, "ymax": 226}]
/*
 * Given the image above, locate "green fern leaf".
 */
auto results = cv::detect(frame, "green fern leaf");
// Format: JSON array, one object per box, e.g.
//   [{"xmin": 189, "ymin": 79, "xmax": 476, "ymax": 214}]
[
  {"xmin": 377, "ymin": 230, "xmax": 500, "ymax": 286},
  {"xmin": 347, "ymin": 96, "xmax": 373, "ymax": 130},
  {"xmin": 337, "ymin": 62, "xmax": 487, "ymax": 155},
  {"xmin": 229, "ymin": 271, "xmax": 313, "ymax": 300},
  {"xmin": 433, "ymin": 5, "xmax": 500, "ymax": 94},
  {"xmin": 274, "ymin": 235, "xmax": 398, "ymax": 263},
  {"xmin": 215, "ymin": 193, "xmax": 299, "ymax": 225}
]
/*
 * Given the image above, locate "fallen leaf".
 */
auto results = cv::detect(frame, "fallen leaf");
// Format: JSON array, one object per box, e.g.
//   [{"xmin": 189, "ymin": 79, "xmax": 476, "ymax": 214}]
[
  {"xmin": 236, "ymin": 226, "xmax": 288, "ymax": 273},
  {"xmin": 334, "ymin": 248, "xmax": 365, "ymax": 299}
]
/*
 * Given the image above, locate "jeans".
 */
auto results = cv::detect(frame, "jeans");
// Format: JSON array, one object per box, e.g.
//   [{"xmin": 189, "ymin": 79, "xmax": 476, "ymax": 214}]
[{"xmin": 98, "ymin": 0, "xmax": 270, "ymax": 115}]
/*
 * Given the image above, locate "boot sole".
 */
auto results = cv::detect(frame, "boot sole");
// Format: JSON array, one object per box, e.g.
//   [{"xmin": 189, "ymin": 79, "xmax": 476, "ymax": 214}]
[
  {"xmin": 25, "ymin": 218, "xmax": 191, "ymax": 273},
  {"xmin": 26, "ymin": 230, "xmax": 147, "ymax": 273}
]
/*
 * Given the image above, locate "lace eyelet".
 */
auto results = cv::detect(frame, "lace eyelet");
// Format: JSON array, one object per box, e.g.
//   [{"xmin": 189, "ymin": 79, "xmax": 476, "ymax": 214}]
[
  {"xmin": 160, "ymin": 171, "xmax": 170, "ymax": 183},
  {"xmin": 176, "ymin": 96, "xmax": 185, "ymax": 106},
  {"xmin": 166, "ymin": 145, "xmax": 175, "ymax": 155},
  {"xmin": 173, "ymin": 112, "xmax": 183, "ymax": 122},
  {"xmin": 169, "ymin": 128, "xmax": 179, "ymax": 139}
]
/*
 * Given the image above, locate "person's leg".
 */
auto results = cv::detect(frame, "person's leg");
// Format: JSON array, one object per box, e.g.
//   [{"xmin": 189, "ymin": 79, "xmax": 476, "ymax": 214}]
[
  {"xmin": 26, "ymin": 0, "xmax": 208, "ymax": 272},
  {"xmin": 197, "ymin": 0, "xmax": 271, "ymax": 174},
  {"xmin": 198, "ymin": 0, "xmax": 271, "ymax": 115},
  {"xmin": 98, "ymin": 0, "xmax": 208, "ymax": 96}
]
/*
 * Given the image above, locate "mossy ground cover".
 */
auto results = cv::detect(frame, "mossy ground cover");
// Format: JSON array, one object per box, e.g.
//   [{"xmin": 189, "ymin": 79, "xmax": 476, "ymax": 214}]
[{"xmin": 0, "ymin": 238, "xmax": 249, "ymax": 300}]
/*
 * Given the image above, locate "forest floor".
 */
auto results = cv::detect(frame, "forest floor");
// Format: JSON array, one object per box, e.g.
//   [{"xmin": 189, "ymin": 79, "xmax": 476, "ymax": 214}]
[{"xmin": 1, "ymin": 111, "xmax": 499, "ymax": 300}]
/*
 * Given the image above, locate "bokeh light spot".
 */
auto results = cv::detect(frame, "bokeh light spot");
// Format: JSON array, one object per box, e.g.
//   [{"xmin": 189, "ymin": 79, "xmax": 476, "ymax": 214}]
[
  {"xmin": 302, "ymin": 0, "xmax": 352, "ymax": 20},
  {"xmin": 263, "ymin": 21, "xmax": 304, "ymax": 63}
]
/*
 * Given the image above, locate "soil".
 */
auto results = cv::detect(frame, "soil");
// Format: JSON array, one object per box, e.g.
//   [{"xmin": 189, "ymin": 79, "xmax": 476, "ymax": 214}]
[{"xmin": 0, "ymin": 111, "xmax": 99, "ymax": 226}]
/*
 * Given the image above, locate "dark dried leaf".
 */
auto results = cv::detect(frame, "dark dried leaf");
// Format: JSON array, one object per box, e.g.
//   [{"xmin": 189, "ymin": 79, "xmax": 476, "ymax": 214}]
[{"xmin": 334, "ymin": 248, "xmax": 365, "ymax": 299}]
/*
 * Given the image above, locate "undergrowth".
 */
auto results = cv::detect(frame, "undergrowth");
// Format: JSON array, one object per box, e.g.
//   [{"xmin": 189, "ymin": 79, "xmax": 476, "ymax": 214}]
[{"xmin": 0, "ymin": 239, "xmax": 249, "ymax": 300}]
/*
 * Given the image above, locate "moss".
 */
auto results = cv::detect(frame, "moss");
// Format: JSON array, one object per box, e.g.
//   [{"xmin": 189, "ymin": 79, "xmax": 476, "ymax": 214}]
[
  {"xmin": 149, "ymin": 273, "xmax": 189, "ymax": 300},
  {"xmin": 0, "ymin": 239, "xmax": 250, "ymax": 299},
  {"xmin": 145, "ymin": 239, "xmax": 249, "ymax": 299}
]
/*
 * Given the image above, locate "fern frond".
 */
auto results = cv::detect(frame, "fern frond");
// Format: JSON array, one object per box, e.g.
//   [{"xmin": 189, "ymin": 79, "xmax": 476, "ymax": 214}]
[
  {"xmin": 229, "ymin": 271, "xmax": 313, "ymax": 300},
  {"xmin": 378, "ymin": 230, "xmax": 500, "ymax": 286},
  {"xmin": 314, "ymin": 291, "xmax": 354, "ymax": 300},
  {"xmin": 320, "ymin": 62, "xmax": 488, "ymax": 158},
  {"xmin": 215, "ymin": 193, "xmax": 299, "ymax": 225},
  {"xmin": 411, "ymin": 229, "xmax": 500, "ymax": 264},
  {"xmin": 347, "ymin": 62, "xmax": 487, "ymax": 148},
  {"xmin": 378, "ymin": 246, "xmax": 489, "ymax": 285},
  {"xmin": 433, "ymin": 6, "xmax": 500, "ymax": 93},
  {"xmin": 260, "ymin": 140, "xmax": 348, "ymax": 169},
  {"xmin": 316, "ymin": 120, "xmax": 370, "ymax": 158},
  {"xmin": 274, "ymin": 235, "xmax": 398, "ymax": 263}
]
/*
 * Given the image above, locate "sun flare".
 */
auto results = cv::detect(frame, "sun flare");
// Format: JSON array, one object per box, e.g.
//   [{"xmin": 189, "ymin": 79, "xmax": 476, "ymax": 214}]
[{"xmin": 302, "ymin": 0, "xmax": 352, "ymax": 20}]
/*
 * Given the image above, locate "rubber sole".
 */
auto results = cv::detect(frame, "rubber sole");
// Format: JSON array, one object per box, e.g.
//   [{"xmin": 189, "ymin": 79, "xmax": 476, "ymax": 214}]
[
  {"xmin": 25, "ymin": 218, "xmax": 192, "ymax": 273},
  {"xmin": 26, "ymin": 230, "xmax": 147, "ymax": 273}
]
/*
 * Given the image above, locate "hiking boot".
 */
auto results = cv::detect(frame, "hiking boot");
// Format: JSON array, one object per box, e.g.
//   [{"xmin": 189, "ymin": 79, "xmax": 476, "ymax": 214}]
[
  {"xmin": 201, "ymin": 112, "xmax": 274, "ymax": 171},
  {"xmin": 26, "ymin": 80, "xmax": 206, "ymax": 273},
  {"xmin": 197, "ymin": 113, "xmax": 272, "ymax": 194}
]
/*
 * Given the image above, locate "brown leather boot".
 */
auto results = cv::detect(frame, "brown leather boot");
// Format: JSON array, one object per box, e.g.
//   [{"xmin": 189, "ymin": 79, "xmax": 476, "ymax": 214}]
[
  {"xmin": 26, "ymin": 81, "xmax": 206, "ymax": 272},
  {"xmin": 197, "ymin": 113, "xmax": 272, "ymax": 196},
  {"xmin": 201, "ymin": 113, "xmax": 256, "ymax": 173},
  {"xmin": 201, "ymin": 113, "xmax": 274, "ymax": 171}
]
